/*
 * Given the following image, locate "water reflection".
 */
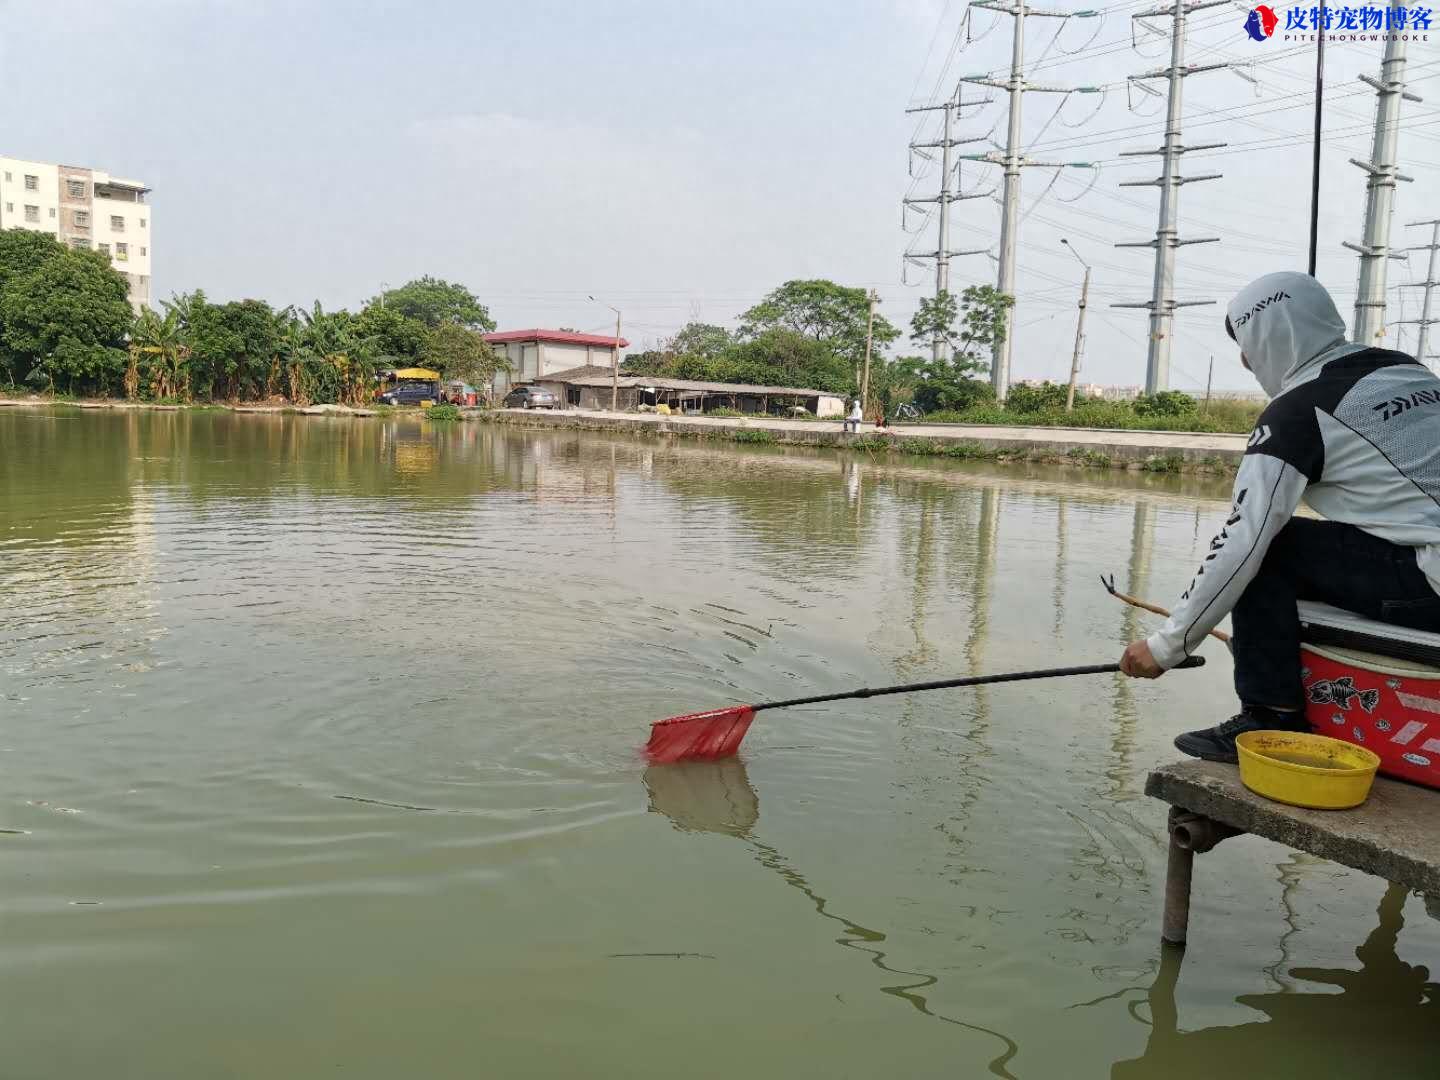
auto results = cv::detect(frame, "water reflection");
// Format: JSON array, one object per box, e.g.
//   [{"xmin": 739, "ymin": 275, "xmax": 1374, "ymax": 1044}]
[
  {"xmin": 644, "ymin": 759, "xmax": 1022, "ymax": 1078},
  {"xmin": 1111, "ymin": 883, "xmax": 1440, "ymax": 1078}
]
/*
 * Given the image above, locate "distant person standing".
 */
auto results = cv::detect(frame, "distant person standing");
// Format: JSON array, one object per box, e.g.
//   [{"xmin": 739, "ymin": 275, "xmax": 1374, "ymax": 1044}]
[{"xmin": 843, "ymin": 398, "xmax": 863, "ymax": 434}]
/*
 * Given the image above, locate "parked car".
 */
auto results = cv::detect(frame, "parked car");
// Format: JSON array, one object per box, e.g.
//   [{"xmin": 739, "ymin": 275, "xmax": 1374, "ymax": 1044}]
[
  {"xmin": 504, "ymin": 385, "xmax": 559, "ymax": 410},
  {"xmin": 377, "ymin": 381, "xmax": 439, "ymax": 406}
]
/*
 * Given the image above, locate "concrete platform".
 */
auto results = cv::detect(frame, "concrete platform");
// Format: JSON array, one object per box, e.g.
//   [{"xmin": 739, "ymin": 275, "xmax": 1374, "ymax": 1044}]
[
  {"xmin": 1147, "ymin": 760, "xmax": 1440, "ymax": 893},
  {"xmin": 1145, "ymin": 760, "xmax": 1440, "ymax": 945},
  {"xmin": 485, "ymin": 408, "xmax": 1248, "ymax": 470}
]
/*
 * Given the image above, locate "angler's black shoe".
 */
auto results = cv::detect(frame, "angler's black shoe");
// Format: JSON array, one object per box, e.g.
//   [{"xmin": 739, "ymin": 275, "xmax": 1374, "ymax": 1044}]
[{"xmin": 1174, "ymin": 706, "xmax": 1310, "ymax": 764}]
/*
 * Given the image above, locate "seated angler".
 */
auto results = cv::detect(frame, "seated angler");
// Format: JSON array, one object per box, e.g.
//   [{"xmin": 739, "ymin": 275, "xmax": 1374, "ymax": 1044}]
[{"xmin": 1119, "ymin": 271, "xmax": 1440, "ymax": 760}]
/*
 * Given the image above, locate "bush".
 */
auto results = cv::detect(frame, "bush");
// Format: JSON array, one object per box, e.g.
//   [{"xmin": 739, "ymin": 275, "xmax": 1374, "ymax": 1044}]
[
  {"xmin": 731, "ymin": 429, "xmax": 775, "ymax": 444},
  {"xmin": 705, "ymin": 407, "xmax": 746, "ymax": 418},
  {"xmin": 912, "ymin": 373, "xmax": 994, "ymax": 413},
  {"xmin": 1133, "ymin": 390, "xmax": 1197, "ymax": 417},
  {"xmin": 1004, "ymin": 381, "xmax": 1073, "ymax": 414},
  {"xmin": 424, "ymin": 403, "xmax": 463, "ymax": 421}
]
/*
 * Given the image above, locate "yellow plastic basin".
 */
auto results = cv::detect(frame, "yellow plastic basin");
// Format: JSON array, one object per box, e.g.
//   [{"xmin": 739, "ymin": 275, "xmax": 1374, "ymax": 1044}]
[{"xmin": 1235, "ymin": 730, "xmax": 1381, "ymax": 810}]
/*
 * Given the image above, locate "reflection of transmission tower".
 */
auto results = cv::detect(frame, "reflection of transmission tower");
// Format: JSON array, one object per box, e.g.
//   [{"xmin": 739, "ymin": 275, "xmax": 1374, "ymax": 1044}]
[
  {"xmin": 1111, "ymin": 0, "xmax": 1229, "ymax": 395},
  {"xmin": 960, "ymin": 0, "xmax": 1101, "ymax": 402},
  {"xmin": 904, "ymin": 88, "xmax": 992, "ymax": 362}
]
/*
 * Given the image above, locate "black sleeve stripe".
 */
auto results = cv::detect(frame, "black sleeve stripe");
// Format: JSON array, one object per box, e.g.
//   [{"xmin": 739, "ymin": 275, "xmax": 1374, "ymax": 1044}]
[
  {"xmin": 1181, "ymin": 463, "xmax": 1289, "ymax": 654},
  {"xmin": 1324, "ymin": 408, "xmax": 1440, "ymax": 516}
]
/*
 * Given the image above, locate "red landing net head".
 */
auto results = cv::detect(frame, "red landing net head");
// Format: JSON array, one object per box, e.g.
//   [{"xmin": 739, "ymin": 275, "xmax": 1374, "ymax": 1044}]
[{"xmin": 644, "ymin": 705, "xmax": 756, "ymax": 764}]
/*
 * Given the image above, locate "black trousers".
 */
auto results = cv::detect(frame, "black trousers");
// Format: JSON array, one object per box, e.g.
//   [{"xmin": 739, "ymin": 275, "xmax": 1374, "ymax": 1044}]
[{"xmin": 1233, "ymin": 519, "xmax": 1440, "ymax": 709}]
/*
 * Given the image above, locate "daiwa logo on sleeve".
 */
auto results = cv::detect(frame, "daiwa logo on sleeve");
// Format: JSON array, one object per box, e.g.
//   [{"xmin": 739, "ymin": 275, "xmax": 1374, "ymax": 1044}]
[{"xmin": 1231, "ymin": 290, "xmax": 1292, "ymax": 330}]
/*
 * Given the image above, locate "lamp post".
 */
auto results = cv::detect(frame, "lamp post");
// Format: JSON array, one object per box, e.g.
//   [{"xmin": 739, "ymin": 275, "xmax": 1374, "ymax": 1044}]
[
  {"xmin": 1060, "ymin": 239, "xmax": 1091, "ymax": 413},
  {"xmin": 588, "ymin": 295, "xmax": 622, "ymax": 410}
]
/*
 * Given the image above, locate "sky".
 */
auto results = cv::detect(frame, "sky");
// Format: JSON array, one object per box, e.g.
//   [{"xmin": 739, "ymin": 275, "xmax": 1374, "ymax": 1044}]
[{"xmin": 1, "ymin": 0, "xmax": 1437, "ymax": 392}]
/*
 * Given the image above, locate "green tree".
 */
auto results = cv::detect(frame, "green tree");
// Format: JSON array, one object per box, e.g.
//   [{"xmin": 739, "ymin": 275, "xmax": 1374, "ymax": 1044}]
[
  {"xmin": 620, "ymin": 349, "xmax": 670, "ymax": 376},
  {"xmin": 422, "ymin": 323, "xmax": 508, "ymax": 387},
  {"xmin": 910, "ymin": 290, "xmax": 962, "ymax": 359},
  {"xmin": 688, "ymin": 327, "xmax": 852, "ymax": 394},
  {"xmin": 670, "ymin": 322, "xmax": 733, "ymax": 360},
  {"xmin": 130, "ymin": 307, "xmax": 191, "ymax": 401},
  {"xmin": 739, "ymin": 280, "xmax": 898, "ymax": 377},
  {"xmin": 356, "ymin": 303, "xmax": 429, "ymax": 365},
  {"xmin": 905, "ymin": 285, "xmax": 1011, "ymax": 413},
  {"xmin": 0, "ymin": 247, "xmax": 132, "ymax": 394},
  {"xmin": 1004, "ymin": 381, "xmax": 1071, "ymax": 414},
  {"xmin": 373, "ymin": 277, "xmax": 495, "ymax": 331},
  {"xmin": 0, "ymin": 230, "xmax": 70, "ymax": 386}
]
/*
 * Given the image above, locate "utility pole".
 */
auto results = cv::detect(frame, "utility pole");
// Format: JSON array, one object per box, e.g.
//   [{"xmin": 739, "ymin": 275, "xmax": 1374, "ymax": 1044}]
[
  {"xmin": 904, "ymin": 91, "xmax": 992, "ymax": 362},
  {"xmin": 1112, "ymin": 0, "xmax": 1228, "ymax": 395},
  {"xmin": 1061, "ymin": 238, "xmax": 1089, "ymax": 412},
  {"xmin": 1202, "ymin": 355, "xmax": 1213, "ymax": 414},
  {"xmin": 861, "ymin": 289, "xmax": 878, "ymax": 414},
  {"xmin": 1400, "ymin": 219, "xmax": 1440, "ymax": 366},
  {"xmin": 1347, "ymin": 33, "xmax": 1421, "ymax": 346},
  {"xmin": 961, "ymin": 2, "xmax": 1100, "ymax": 401},
  {"xmin": 588, "ymin": 294, "xmax": 623, "ymax": 410}
]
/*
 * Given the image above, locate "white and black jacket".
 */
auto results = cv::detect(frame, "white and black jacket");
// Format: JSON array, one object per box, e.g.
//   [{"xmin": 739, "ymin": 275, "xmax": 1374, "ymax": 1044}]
[{"xmin": 1147, "ymin": 273, "xmax": 1440, "ymax": 669}]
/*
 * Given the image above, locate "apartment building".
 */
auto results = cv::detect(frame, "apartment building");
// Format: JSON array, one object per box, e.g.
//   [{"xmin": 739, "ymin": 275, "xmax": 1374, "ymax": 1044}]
[{"xmin": 0, "ymin": 156, "xmax": 152, "ymax": 309}]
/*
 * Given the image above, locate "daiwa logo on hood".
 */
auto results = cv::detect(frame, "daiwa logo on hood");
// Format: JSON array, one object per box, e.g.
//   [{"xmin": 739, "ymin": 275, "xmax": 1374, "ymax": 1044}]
[{"xmin": 1232, "ymin": 290, "xmax": 1292, "ymax": 330}]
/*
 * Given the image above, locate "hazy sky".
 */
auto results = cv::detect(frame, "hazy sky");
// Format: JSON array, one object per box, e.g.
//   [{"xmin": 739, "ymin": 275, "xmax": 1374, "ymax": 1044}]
[{"xmin": 3, "ymin": 0, "xmax": 1437, "ymax": 390}]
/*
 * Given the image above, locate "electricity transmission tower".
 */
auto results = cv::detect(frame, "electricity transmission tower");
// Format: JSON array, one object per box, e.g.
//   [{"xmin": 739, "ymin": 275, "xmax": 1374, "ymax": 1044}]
[
  {"xmin": 904, "ymin": 89, "xmax": 993, "ymax": 362},
  {"xmin": 1347, "ymin": 35, "xmax": 1422, "ymax": 346},
  {"xmin": 1111, "ymin": 0, "xmax": 1229, "ymax": 396},
  {"xmin": 1400, "ymin": 219, "xmax": 1440, "ymax": 366},
  {"xmin": 959, "ymin": 0, "xmax": 1100, "ymax": 401}
]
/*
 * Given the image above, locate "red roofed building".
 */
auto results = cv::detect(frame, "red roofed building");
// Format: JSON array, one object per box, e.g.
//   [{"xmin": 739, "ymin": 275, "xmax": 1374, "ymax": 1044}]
[{"xmin": 482, "ymin": 328, "xmax": 629, "ymax": 397}]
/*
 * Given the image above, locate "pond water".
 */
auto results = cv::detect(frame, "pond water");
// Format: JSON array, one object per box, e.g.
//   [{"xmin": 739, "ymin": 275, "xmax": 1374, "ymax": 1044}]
[{"xmin": 3, "ymin": 409, "xmax": 1438, "ymax": 1079}]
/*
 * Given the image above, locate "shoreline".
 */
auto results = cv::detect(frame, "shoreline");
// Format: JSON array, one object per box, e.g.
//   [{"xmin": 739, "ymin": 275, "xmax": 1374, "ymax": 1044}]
[
  {"xmin": 1, "ymin": 396, "xmax": 1246, "ymax": 473},
  {"xmin": 479, "ymin": 407, "xmax": 1245, "ymax": 474}
]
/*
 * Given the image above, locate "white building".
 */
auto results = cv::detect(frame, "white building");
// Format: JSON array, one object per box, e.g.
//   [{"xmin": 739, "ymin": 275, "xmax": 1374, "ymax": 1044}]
[
  {"xmin": 0, "ymin": 156, "xmax": 152, "ymax": 309},
  {"xmin": 483, "ymin": 328, "xmax": 629, "ymax": 397}
]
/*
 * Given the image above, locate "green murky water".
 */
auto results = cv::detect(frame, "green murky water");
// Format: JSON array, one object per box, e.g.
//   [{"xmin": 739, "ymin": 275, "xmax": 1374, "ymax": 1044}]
[{"xmin": 3, "ymin": 409, "xmax": 1437, "ymax": 1079}]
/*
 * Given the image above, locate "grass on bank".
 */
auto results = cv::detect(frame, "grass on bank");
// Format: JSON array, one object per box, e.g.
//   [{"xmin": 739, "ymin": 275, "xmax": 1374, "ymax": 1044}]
[{"xmin": 917, "ymin": 397, "xmax": 1262, "ymax": 434}]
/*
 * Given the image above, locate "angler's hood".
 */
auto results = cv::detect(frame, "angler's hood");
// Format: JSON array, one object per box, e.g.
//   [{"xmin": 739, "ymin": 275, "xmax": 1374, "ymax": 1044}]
[{"xmin": 1225, "ymin": 272, "xmax": 1363, "ymax": 398}]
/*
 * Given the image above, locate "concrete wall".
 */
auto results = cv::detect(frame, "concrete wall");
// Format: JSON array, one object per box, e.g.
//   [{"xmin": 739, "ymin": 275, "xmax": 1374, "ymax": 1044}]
[
  {"xmin": 815, "ymin": 395, "xmax": 844, "ymax": 418},
  {"xmin": 94, "ymin": 176, "xmax": 151, "ymax": 310},
  {"xmin": 0, "ymin": 157, "xmax": 150, "ymax": 310},
  {"xmin": 0, "ymin": 158, "xmax": 60, "ymax": 235},
  {"xmin": 493, "ymin": 340, "xmax": 618, "ymax": 395}
]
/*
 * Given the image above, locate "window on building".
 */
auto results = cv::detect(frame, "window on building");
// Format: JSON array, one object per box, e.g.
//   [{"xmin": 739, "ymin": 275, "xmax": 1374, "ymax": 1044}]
[
  {"xmin": 116, "ymin": 242, "xmax": 129, "ymax": 261},
  {"xmin": 74, "ymin": 210, "xmax": 89, "ymax": 228},
  {"xmin": 99, "ymin": 243, "xmax": 110, "ymax": 256},
  {"xmin": 111, "ymin": 215, "xmax": 125, "ymax": 231},
  {"xmin": 48, "ymin": 207, "xmax": 55, "ymax": 218},
  {"xmin": 4, "ymin": 203, "xmax": 11, "ymax": 213},
  {"xmin": 139, "ymin": 246, "xmax": 147, "ymax": 257},
  {"xmin": 3, "ymin": 172, "xmax": 10, "ymax": 182},
  {"xmin": 24, "ymin": 175, "xmax": 37, "ymax": 190},
  {"xmin": 24, "ymin": 205, "xmax": 38, "ymax": 222},
  {"xmin": 69, "ymin": 238, "xmax": 89, "ymax": 250},
  {"xmin": 66, "ymin": 179, "xmax": 86, "ymax": 199},
  {"xmin": 139, "ymin": 217, "xmax": 147, "ymax": 228}
]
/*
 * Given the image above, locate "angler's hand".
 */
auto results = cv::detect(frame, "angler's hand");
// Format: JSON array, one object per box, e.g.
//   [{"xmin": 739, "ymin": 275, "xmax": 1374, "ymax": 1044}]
[{"xmin": 1120, "ymin": 640, "xmax": 1164, "ymax": 679}]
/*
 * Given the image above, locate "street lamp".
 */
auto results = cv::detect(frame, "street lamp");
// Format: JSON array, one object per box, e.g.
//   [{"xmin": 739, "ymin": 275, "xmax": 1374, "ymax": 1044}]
[
  {"xmin": 588, "ymin": 294, "xmax": 622, "ymax": 411},
  {"xmin": 1060, "ymin": 239, "xmax": 1091, "ymax": 413}
]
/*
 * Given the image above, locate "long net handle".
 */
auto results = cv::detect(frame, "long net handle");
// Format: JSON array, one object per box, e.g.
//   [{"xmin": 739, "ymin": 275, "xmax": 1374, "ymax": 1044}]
[{"xmin": 753, "ymin": 656, "xmax": 1205, "ymax": 713}]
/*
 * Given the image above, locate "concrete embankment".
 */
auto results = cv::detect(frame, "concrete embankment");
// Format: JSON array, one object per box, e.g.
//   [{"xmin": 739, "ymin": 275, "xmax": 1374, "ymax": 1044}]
[{"xmin": 481, "ymin": 407, "xmax": 1247, "ymax": 473}]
